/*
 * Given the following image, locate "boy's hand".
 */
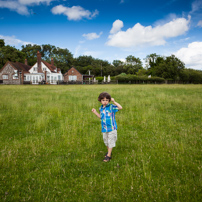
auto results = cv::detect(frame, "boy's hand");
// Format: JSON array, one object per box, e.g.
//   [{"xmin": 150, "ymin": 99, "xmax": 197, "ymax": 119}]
[
  {"xmin": 111, "ymin": 98, "xmax": 115, "ymax": 103},
  {"xmin": 92, "ymin": 108, "xmax": 96, "ymax": 113}
]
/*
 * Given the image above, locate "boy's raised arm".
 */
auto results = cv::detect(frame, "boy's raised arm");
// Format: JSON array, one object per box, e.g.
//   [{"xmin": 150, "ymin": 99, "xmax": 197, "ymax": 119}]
[
  {"xmin": 111, "ymin": 98, "xmax": 122, "ymax": 110},
  {"xmin": 92, "ymin": 108, "xmax": 101, "ymax": 119}
]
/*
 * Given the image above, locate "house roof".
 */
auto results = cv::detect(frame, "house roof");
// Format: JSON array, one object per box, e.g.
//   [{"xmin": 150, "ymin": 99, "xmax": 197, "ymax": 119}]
[
  {"xmin": 0, "ymin": 61, "xmax": 31, "ymax": 73},
  {"xmin": 64, "ymin": 67, "xmax": 94, "ymax": 77},
  {"xmin": 64, "ymin": 66, "xmax": 82, "ymax": 76},
  {"xmin": 42, "ymin": 60, "xmax": 61, "ymax": 73}
]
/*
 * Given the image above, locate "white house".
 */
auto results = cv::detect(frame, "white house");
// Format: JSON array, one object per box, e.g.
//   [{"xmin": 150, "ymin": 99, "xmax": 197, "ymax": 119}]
[
  {"xmin": 0, "ymin": 51, "xmax": 63, "ymax": 85},
  {"xmin": 24, "ymin": 51, "xmax": 63, "ymax": 84}
]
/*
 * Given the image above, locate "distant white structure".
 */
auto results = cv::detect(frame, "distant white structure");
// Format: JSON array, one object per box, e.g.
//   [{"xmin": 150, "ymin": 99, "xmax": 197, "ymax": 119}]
[
  {"xmin": 125, "ymin": 61, "xmax": 137, "ymax": 66},
  {"xmin": 148, "ymin": 75, "xmax": 151, "ymax": 78},
  {"xmin": 104, "ymin": 76, "xmax": 106, "ymax": 82},
  {"xmin": 107, "ymin": 75, "xmax": 111, "ymax": 82}
]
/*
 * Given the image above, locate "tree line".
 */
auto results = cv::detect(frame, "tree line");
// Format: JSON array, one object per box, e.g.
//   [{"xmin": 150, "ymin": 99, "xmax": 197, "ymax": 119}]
[{"xmin": 1, "ymin": 39, "xmax": 202, "ymax": 83}]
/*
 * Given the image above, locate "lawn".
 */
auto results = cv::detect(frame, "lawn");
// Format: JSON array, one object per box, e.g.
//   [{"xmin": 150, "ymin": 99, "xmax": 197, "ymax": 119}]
[{"xmin": 0, "ymin": 84, "xmax": 202, "ymax": 201}]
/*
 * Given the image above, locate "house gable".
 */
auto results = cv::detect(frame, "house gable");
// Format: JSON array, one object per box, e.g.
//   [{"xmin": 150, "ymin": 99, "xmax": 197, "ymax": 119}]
[
  {"xmin": 0, "ymin": 61, "xmax": 16, "ymax": 74},
  {"xmin": 29, "ymin": 61, "xmax": 59, "ymax": 74},
  {"xmin": 0, "ymin": 61, "xmax": 25, "ymax": 84},
  {"xmin": 29, "ymin": 62, "xmax": 51, "ymax": 73},
  {"xmin": 64, "ymin": 67, "xmax": 82, "ymax": 76},
  {"xmin": 63, "ymin": 67, "xmax": 83, "ymax": 82}
]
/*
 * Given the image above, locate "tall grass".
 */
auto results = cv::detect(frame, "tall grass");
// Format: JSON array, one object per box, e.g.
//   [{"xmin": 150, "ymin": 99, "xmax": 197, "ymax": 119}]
[{"xmin": 0, "ymin": 85, "xmax": 202, "ymax": 201}]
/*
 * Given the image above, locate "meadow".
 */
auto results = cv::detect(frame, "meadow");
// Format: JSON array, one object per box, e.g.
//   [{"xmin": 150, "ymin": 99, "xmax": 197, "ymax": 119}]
[{"xmin": 0, "ymin": 84, "xmax": 202, "ymax": 202}]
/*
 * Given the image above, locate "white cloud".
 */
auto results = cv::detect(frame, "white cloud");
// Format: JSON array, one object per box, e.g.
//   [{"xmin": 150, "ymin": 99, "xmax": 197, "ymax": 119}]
[
  {"xmin": 175, "ymin": 42, "xmax": 202, "ymax": 70},
  {"xmin": 0, "ymin": 35, "xmax": 34, "ymax": 46},
  {"xmin": 51, "ymin": 5, "xmax": 99, "ymax": 21},
  {"xmin": 0, "ymin": 1, "xmax": 29, "ymax": 15},
  {"xmin": 19, "ymin": 0, "xmax": 54, "ymax": 5},
  {"xmin": 190, "ymin": 0, "xmax": 202, "ymax": 13},
  {"xmin": 110, "ymin": 19, "xmax": 124, "ymax": 34},
  {"xmin": 106, "ymin": 16, "xmax": 191, "ymax": 48},
  {"xmin": 0, "ymin": 0, "xmax": 55, "ymax": 15},
  {"xmin": 74, "ymin": 45, "xmax": 82, "ymax": 57},
  {"xmin": 197, "ymin": 20, "xmax": 202, "ymax": 27},
  {"xmin": 82, "ymin": 32, "xmax": 103, "ymax": 40}
]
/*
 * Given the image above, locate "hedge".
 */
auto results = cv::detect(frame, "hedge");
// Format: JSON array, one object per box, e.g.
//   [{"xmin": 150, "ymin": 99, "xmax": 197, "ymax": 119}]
[{"xmin": 115, "ymin": 75, "xmax": 165, "ymax": 84}]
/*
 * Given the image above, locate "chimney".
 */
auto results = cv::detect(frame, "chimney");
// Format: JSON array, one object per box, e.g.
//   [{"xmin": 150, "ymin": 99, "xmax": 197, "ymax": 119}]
[
  {"xmin": 25, "ymin": 59, "xmax": 28, "ymax": 65},
  {"xmin": 37, "ymin": 51, "xmax": 42, "ymax": 72},
  {"xmin": 51, "ymin": 57, "xmax": 54, "ymax": 66}
]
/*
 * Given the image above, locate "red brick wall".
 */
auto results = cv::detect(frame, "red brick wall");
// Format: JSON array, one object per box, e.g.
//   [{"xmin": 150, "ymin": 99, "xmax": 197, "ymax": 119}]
[{"xmin": 64, "ymin": 67, "xmax": 83, "ymax": 82}]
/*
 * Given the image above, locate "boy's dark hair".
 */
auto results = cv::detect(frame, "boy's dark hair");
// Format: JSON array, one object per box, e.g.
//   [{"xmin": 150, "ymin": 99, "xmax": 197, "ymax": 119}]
[{"xmin": 98, "ymin": 92, "xmax": 111, "ymax": 102}]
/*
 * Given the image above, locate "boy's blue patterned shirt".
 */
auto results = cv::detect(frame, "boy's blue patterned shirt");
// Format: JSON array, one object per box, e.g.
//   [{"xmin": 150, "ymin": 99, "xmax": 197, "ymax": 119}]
[{"xmin": 99, "ymin": 104, "xmax": 119, "ymax": 133}]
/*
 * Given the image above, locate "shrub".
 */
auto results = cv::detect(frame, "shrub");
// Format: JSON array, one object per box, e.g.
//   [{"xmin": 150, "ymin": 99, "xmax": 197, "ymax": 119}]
[{"xmin": 115, "ymin": 74, "xmax": 165, "ymax": 84}]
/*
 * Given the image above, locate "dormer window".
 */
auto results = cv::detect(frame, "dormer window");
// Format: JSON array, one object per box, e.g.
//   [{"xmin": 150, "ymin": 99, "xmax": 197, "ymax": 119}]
[
  {"xmin": 43, "ymin": 68, "xmax": 46, "ymax": 71},
  {"xmin": 33, "ymin": 67, "xmax": 37, "ymax": 71}
]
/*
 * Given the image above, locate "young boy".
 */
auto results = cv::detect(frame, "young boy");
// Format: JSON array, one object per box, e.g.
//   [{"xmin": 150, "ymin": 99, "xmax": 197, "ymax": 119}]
[{"xmin": 92, "ymin": 92, "xmax": 122, "ymax": 162}]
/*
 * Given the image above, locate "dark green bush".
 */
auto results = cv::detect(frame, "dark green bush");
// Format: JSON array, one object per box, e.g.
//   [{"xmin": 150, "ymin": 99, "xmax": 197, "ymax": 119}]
[{"xmin": 115, "ymin": 74, "xmax": 165, "ymax": 84}]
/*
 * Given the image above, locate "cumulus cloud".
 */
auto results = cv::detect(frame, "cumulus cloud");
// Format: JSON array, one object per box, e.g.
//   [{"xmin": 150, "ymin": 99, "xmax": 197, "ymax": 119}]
[
  {"xmin": 0, "ymin": 0, "xmax": 55, "ymax": 15},
  {"xmin": 0, "ymin": 1, "xmax": 29, "ymax": 15},
  {"xmin": 175, "ymin": 42, "xmax": 202, "ymax": 70},
  {"xmin": 51, "ymin": 5, "xmax": 99, "ymax": 21},
  {"xmin": 0, "ymin": 35, "xmax": 34, "ymax": 46},
  {"xmin": 106, "ymin": 16, "xmax": 191, "ymax": 48},
  {"xmin": 197, "ymin": 20, "xmax": 202, "ymax": 27},
  {"xmin": 82, "ymin": 32, "xmax": 103, "ymax": 40},
  {"xmin": 110, "ymin": 20, "xmax": 124, "ymax": 34}
]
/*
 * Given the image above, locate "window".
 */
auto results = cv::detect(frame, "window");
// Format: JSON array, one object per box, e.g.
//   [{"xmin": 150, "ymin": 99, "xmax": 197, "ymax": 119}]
[
  {"xmin": 33, "ymin": 76, "xmax": 35, "ymax": 84},
  {"xmin": 58, "ymin": 75, "xmax": 61, "ymax": 80},
  {"xmin": 3, "ymin": 75, "xmax": 8, "ymax": 79},
  {"xmin": 69, "ymin": 76, "xmax": 77, "ymax": 81},
  {"xmin": 13, "ymin": 75, "xmax": 18, "ymax": 79},
  {"xmin": 33, "ymin": 67, "xmax": 37, "ymax": 71},
  {"xmin": 43, "ymin": 68, "xmax": 46, "ymax": 71}
]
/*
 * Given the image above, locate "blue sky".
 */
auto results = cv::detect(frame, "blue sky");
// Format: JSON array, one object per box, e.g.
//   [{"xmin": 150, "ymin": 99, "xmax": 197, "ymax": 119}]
[{"xmin": 0, "ymin": 0, "xmax": 202, "ymax": 70}]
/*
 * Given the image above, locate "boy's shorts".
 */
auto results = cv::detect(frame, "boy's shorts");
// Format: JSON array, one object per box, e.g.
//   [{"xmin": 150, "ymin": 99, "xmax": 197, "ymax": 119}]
[{"xmin": 103, "ymin": 130, "xmax": 117, "ymax": 148}]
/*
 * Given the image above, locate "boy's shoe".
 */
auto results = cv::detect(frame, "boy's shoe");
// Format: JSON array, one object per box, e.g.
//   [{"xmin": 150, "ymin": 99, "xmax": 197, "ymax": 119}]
[
  {"xmin": 103, "ymin": 156, "xmax": 111, "ymax": 162},
  {"xmin": 105, "ymin": 152, "xmax": 112, "ymax": 158}
]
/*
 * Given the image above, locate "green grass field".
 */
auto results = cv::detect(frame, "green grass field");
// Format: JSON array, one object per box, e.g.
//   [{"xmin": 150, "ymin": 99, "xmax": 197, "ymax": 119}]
[{"xmin": 0, "ymin": 84, "xmax": 202, "ymax": 201}]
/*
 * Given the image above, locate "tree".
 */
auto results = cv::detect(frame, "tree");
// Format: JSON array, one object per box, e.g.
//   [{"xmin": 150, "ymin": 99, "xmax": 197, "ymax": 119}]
[
  {"xmin": 21, "ymin": 44, "xmax": 73, "ymax": 73},
  {"xmin": 41, "ymin": 44, "xmax": 56, "ymax": 60},
  {"xmin": 52, "ymin": 47, "xmax": 73, "ymax": 73},
  {"xmin": 0, "ymin": 39, "xmax": 5, "ymax": 48},
  {"xmin": 146, "ymin": 53, "xmax": 160, "ymax": 68},
  {"xmin": 21, "ymin": 44, "xmax": 42, "ymax": 66},
  {"xmin": 112, "ymin": 60, "xmax": 124, "ymax": 67},
  {"xmin": 125, "ymin": 55, "xmax": 143, "ymax": 74},
  {"xmin": 0, "ymin": 40, "xmax": 26, "ymax": 69},
  {"xmin": 146, "ymin": 54, "xmax": 185, "ymax": 80},
  {"xmin": 136, "ymin": 68, "xmax": 148, "ymax": 76},
  {"xmin": 180, "ymin": 69, "xmax": 202, "ymax": 84},
  {"xmin": 163, "ymin": 55, "xmax": 185, "ymax": 80},
  {"xmin": 73, "ymin": 55, "xmax": 94, "ymax": 68}
]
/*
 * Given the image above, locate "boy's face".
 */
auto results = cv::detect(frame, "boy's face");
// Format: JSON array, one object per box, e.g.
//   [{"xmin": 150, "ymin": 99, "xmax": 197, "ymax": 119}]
[{"xmin": 101, "ymin": 97, "xmax": 109, "ymax": 106}]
